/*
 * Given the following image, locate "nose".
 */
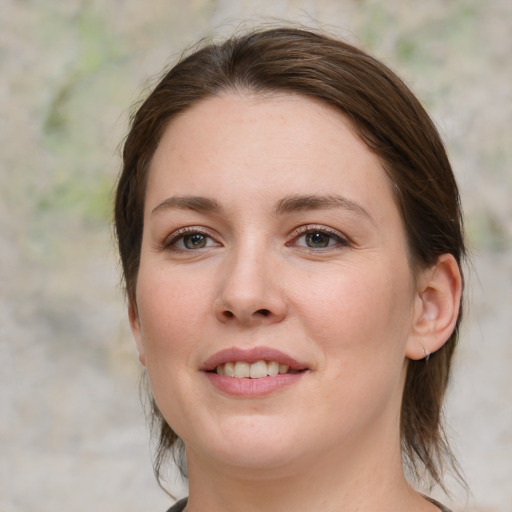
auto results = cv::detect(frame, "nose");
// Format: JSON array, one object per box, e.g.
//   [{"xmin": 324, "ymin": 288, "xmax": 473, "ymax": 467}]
[{"xmin": 213, "ymin": 246, "xmax": 287, "ymax": 326}]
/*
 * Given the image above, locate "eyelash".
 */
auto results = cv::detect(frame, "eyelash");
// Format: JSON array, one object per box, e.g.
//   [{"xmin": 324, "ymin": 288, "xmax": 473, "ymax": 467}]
[
  {"xmin": 162, "ymin": 227, "xmax": 219, "ymax": 252},
  {"xmin": 161, "ymin": 225, "xmax": 350, "ymax": 252},
  {"xmin": 288, "ymin": 225, "xmax": 350, "ymax": 250}
]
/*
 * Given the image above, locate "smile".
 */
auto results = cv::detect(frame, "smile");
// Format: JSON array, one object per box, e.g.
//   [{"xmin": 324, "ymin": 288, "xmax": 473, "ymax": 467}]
[
  {"xmin": 202, "ymin": 347, "xmax": 308, "ymax": 396},
  {"xmin": 215, "ymin": 360, "xmax": 301, "ymax": 378}
]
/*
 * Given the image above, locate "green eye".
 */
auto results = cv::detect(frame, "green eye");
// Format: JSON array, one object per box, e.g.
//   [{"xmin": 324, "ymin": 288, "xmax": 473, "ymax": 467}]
[
  {"xmin": 305, "ymin": 232, "xmax": 332, "ymax": 248},
  {"xmin": 291, "ymin": 226, "xmax": 349, "ymax": 250},
  {"xmin": 183, "ymin": 233, "xmax": 208, "ymax": 249},
  {"xmin": 164, "ymin": 229, "xmax": 219, "ymax": 252}
]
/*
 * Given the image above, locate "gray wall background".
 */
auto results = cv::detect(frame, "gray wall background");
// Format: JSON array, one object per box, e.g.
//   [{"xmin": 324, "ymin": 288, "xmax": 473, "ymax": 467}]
[{"xmin": 1, "ymin": 1, "xmax": 510, "ymax": 511}]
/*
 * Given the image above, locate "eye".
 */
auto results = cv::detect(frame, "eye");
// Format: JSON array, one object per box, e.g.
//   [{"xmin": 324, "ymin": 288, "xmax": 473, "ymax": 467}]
[
  {"xmin": 163, "ymin": 228, "xmax": 220, "ymax": 251},
  {"xmin": 290, "ymin": 226, "xmax": 349, "ymax": 250},
  {"xmin": 181, "ymin": 233, "xmax": 210, "ymax": 249},
  {"xmin": 303, "ymin": 232, "xmax": 335, "ymax": 248}
]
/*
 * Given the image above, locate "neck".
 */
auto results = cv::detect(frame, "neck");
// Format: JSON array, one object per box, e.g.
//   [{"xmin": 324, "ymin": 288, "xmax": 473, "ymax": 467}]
[{"xmin": 184, "ymin": 426, "xmax": 435, "ymax": 512}]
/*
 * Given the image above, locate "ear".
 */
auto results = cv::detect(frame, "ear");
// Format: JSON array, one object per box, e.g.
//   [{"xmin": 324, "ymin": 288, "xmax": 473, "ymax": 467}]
[
  {"xmin": 406, "ymin": 254, "xmax": 462, "ymax": 360},
  {"xmin": 128, "ymin": 301, "xmax": 146, "ymax": 367}
]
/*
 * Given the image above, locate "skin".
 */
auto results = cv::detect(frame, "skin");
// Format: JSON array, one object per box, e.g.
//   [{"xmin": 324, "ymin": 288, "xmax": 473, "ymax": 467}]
[{"xmin": 130, "ymin": 93, "xmax": 461, "ymax": 512}]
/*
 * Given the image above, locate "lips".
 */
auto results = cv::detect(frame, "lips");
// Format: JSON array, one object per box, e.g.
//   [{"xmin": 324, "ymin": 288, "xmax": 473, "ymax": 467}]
[
  {"xmin": 201, "ymin": 347, "xmax": 308, "ymax": 396},
  {"xmin": 201, "ymin": 347, "xmax": 308, "ymax": 374}
]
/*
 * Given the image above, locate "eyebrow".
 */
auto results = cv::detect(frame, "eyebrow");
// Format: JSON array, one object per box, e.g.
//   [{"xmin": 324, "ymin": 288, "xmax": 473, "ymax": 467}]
[
  {"xmin": 151, "ymin": 196, "xmax": 222, "ymax": 216},
  {"xmin": 151, "ymin": 193, "xmax": 375, "ymax": 224},
  {"xmin": 273, "ymin": 194, "xmax": 375, "ymax": 224}
]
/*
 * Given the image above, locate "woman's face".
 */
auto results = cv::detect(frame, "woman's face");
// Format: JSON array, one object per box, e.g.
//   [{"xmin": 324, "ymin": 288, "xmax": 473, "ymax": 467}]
[{"xmin": 131, "ymin": 93, "xmax": 422, "ymax": 473}]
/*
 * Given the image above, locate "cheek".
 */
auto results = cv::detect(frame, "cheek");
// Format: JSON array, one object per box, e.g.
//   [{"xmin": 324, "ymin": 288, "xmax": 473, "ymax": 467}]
[
  {"xmin": 135, "ymin": 266, "xmax": 211, "ymax": 369},
  {"xmin": 296, "ymin": 266, "xmax": 413, "ymax": 428},
  {"xmin": 134, "ymin": 268, "xmax": 213, "ymax": 430},
  {"xmin": 295, "ymin": 261, "xmax": 414, "ymax": 368}
]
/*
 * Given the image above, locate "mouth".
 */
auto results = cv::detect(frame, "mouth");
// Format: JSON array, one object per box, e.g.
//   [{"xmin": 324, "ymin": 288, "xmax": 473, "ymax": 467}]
[
  {"xmin": 202, "ymin": 348, "xmax": 308, "ymax": 396},
  {"xmin": 202, "ymin": 347, "xmax": 309, "ymax": 378},
  {"xmin": 212, "ymin": 360, "xmax": 303, "ymax": 378}
]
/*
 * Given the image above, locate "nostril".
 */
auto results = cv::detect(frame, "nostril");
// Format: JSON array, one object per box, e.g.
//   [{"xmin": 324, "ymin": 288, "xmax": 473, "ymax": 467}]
[{"xmin": 216, "ymin": 307, "xmax": 277, "ymax": 323}]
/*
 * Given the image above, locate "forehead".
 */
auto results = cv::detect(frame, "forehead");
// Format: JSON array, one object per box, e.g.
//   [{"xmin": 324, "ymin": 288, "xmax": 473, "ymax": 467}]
[
  {"xmin": 155, "ymin": 92, "xmax": 367, "ymax": 161},
  {"xmin": 147, "ymin": 92, "xmax": 396, "ymax": 220}
]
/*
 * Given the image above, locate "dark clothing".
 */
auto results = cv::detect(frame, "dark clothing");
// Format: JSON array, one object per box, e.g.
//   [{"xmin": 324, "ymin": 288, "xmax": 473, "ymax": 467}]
[
  {"xmin": 166, "ymin": 498, "xmax": 187, "ymax": 512},
  {"xmin": 425, "ymin": 495, "xmax": 453, "ymax": 512},
  {"xmin": 166, "ymin": 496, "xmax": 452, "ymax": 511}
]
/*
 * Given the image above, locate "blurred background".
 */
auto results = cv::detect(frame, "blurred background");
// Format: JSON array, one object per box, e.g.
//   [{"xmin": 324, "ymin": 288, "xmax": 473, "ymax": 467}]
[{"xmin": 0, "ymin": 1, "xmax": 510, "ymax": 511}]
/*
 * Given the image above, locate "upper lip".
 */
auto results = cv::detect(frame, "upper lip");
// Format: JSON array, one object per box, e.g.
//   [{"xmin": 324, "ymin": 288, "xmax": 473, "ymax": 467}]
[{"xmin": 201, "ymin": 347, "xmax": 308, "ymax": 372}]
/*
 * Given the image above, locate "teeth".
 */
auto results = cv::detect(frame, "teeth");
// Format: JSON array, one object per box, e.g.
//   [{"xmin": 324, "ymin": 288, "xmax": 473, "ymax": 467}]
[
  {"xmin": 249, "ymin": 360, "xmax": 267, "ymax": 379},
  {"xmin": 224, "ymin": 361, "xmax": 235, "ymax": 377},
  {"xmin": 267, "ymin": 361, "xmax": 279, "ymax": 376},
  {"xmin": 234, "ymin": 361, "xmax": 250, "ymax": 378},
  {"xmin": 214, "ymin": 360, "xmax": 297, "ymax": 378}
]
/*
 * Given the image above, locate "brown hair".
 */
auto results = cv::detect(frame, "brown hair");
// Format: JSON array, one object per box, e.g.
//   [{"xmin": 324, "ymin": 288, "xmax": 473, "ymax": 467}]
[{"xmin": 115, "ymin": 27, "xmax": 465, "ymax": 489}]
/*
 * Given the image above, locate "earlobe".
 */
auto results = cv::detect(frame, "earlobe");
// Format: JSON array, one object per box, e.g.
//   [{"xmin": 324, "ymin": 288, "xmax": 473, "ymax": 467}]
[
  {"xmin": 129, "ymin": 301, "xmax": 146, "ymax": 367},
  {"xmin": 406, "ymin": 254, "xmax": 462, "ymax": 360}
]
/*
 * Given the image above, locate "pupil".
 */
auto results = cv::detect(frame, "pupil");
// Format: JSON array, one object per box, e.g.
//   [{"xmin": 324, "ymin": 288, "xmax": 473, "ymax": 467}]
[
  {"xmin": 307, "ymin": 232, "xmax": 329, "ymax": 247},
  {"xmin": 185, "ymin": 234, "xmax": 206, "ymax": 249}
]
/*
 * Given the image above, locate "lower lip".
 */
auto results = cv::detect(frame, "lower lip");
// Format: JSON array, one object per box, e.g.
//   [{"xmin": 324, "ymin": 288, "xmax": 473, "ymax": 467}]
[{"xmin": 204, "ymin": 372, "xmax": 306, "ymax": 397}]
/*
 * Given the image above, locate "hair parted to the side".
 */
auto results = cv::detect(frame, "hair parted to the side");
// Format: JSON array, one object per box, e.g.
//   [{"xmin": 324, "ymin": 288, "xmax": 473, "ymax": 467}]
[{"xmin": 114, "ymin": 27, "xmax": 466, "ymax": 491}]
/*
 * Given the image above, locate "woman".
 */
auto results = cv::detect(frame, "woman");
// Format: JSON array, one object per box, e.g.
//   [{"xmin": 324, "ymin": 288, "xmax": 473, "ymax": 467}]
[{"xmin": 115, "ymin": 27, "xmax": 465, "ymax": 512}]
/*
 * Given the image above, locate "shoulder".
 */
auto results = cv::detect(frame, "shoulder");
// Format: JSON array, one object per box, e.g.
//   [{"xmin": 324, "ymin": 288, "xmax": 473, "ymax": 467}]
[{"xmin": 165, "ymin": 497, "xmax": 188, "ymax": 512}]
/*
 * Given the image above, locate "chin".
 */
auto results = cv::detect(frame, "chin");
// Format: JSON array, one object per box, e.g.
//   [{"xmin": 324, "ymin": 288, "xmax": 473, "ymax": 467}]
[
  {"xmin": 184, "ymin": 415, "xmax": 307, "ymax": 472},
  {"xmin": 209, "ymin": 444, "xmax": 300, "ymax": 474}
]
